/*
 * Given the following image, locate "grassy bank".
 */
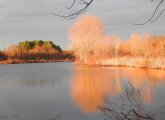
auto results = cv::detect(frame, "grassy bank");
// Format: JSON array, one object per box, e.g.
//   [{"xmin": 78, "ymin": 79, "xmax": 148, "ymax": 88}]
[{"xmin": 93, "ymin": 57, "xmax": 165, "ymax": 69}]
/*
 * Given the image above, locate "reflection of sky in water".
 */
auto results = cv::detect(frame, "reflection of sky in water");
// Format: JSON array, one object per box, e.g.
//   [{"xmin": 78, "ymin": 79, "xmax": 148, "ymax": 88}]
[
  {"xmin": 0, "ymin": 63, "xmax": 165, "ymax": 120},
  {"xmin": 0, "ymin": 63, "xmax": 102, "ymax": 120},
  {"xmin": 0, "ymin": 63, "xmax": 70, "ymax": 87}
]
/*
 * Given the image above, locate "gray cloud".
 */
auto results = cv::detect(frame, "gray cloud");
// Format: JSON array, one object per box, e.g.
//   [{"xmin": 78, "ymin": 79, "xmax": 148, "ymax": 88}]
[{"xmin": 0, "ymin": 0, "xmax": 165, "ymax": 49}]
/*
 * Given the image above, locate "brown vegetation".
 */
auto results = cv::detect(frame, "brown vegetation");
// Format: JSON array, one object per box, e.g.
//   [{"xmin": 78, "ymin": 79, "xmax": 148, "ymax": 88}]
[
  {"xmin": 69, "ymin": 15, "xmax": 104, "ymax": 64},
  {"xmin": 0, "ymin": 40, "xmax": 74, "ymax": 64},
  {"xmin": 69, "ymin": 16, "xmax": 165, "ymax": 69}
]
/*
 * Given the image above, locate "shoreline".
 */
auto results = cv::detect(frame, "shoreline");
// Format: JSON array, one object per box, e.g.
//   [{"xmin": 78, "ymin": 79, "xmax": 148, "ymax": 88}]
[
  {"xmin": 1, "ymin": 57, "xmax": 165, "ymax": 71},
  {"xmin": 101, "ymin": 57, "xmax": 165, "ymax": 70},
  {"xmin": 75, "ymin": 57, "xmax": 165, "ymax": 70},
  {"xmin": 0, "ymin": 59, "xmax": 74, "ymax": 65}
]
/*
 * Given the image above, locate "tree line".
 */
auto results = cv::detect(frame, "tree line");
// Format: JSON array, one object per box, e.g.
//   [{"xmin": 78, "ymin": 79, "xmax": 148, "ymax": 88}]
[
  {"xmin": 69, "ymin": 16, "xmax": 165, "ymax": 64},
  {"xmin": 0, "ymin": 40, "xmax": 74, "ymax": 62}
]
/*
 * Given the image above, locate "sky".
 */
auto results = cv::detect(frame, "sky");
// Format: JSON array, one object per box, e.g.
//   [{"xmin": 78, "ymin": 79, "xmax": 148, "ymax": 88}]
[{"xmin": 0, "ymin": 0, "xmax": 165, "ymax": 50}]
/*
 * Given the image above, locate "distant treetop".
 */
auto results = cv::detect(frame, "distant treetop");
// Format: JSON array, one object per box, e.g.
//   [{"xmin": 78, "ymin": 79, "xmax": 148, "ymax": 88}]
[{"xmin": 18, "ymin": 40, "xmax": 62, "ymax": 52}]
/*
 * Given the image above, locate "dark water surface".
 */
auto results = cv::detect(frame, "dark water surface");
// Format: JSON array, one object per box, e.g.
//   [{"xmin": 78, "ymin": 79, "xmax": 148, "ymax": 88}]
[{"xmin": 0, "ymin": 62, "xmax": 165, "ymax": 120}]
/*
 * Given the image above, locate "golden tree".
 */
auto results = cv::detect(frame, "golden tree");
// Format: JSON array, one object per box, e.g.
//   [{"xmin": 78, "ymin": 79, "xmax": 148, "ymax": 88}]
[{"xmin": 69, "ymin": 15, "xmax": 104, "ymax": 63}]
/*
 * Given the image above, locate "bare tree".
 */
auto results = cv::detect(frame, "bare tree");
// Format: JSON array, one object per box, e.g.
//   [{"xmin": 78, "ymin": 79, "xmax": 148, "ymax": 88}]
[
  {"xmin": 69, "ymin": 15, "xmax": 104, "ymax": 64},
  {"xmin": 54, "ymin": 0, "xmax": 164, "ymax": 24}
]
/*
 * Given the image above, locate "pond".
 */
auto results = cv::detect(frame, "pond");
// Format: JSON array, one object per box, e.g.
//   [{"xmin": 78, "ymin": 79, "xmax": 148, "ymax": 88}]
[{"xmin": 0, "ymin": 62, "xmax": 165, "ymax": 120}]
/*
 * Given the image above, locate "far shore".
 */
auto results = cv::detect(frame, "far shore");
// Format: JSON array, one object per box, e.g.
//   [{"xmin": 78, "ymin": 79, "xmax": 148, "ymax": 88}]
[{"xmin": 0, "ymin": 59, "xmax": 74, "ymax": 65}]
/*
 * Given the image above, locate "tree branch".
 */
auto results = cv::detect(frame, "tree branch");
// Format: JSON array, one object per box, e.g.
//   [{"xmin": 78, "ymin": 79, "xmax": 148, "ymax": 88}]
[
  {"xmin": 134, "ymin": 0, "xmax": 165, "ymax": 25},
  {"xmin": 66, "ymin": 0, "xmax": 76, "ymax": 9},
  {"xmin": 54, "ymin": 0, "xmax": 164, "ymax": 23},
  {"xmin": 53, "ymin": 0, "xmax": 93, "ymax": 19}
]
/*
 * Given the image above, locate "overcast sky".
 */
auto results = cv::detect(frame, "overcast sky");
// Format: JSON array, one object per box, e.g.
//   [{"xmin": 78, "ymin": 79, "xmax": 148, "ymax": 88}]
[{"xmin": 0, "ymin": 0, "xmax": 165, "ymax": 50}]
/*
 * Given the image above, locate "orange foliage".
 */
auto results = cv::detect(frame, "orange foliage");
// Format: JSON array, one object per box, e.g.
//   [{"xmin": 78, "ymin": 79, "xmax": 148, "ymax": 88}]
[
  {"xmin": 5, "ymin": 44, "xmax": 21, "ymax": 59},
  {"xmin": 119, "ymin": 34, "xmax": 165, "ymax": 58},
  {"xmin": 69, "ymin": 15, "xmax": 104, "ymax": 63},
  {"xmin": 69, "ymin": 15, "xmax": 165, "ymax": 66},
  {"xmin": 2, "ymin": 41, "xmax": 74, "ymax": 62},
  {"xmin": 94, "ymin": 35, "xmax": 120, "ymax": 61}
]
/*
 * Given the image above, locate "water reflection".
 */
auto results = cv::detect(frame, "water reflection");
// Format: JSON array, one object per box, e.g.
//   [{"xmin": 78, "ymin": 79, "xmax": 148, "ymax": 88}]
[
  {"xmin": 99, "ymin": 84, "xmax": 165, "ymax": 120},
  {"xmin": 71, "ymin": 66, "xmax": 122, "ymax": 112},
  {"xmin": 1, "ymin": 79, "xmax": 58, "ymax": 87},
  {"xmin": 71, "ymin": 66, "xmax": 165, "ymax": 112},
  {"xmin": 121, "ymin": 67, "xmax": 165, "ymax": 103},
  {"xmin": 0, "ymin": 63, "xmax": 70, "ymax": 88}
]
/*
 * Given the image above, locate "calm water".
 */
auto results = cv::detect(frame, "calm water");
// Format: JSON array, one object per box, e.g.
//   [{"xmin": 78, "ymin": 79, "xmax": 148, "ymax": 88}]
[{"xmin": 0, "ymin": 62, "xmax": 165, "ymax": 120}]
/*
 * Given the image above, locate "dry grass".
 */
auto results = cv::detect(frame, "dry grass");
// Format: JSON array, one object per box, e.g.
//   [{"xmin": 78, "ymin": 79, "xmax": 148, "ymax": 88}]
[
  {"xmin": 69, "ymin": 16, "xmax": 165, "ymax": 70},
  {"xmin": 71, "ymin": 31, "xmax": 165, "ymax": 69},
  {"xmin": 96, "ymin": 57, "xmax": 165, "ymax": 69}
]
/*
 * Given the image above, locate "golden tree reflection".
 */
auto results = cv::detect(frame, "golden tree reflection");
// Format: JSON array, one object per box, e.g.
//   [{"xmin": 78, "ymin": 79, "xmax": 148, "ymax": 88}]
[
  {"xmin": 121, "ymin": 67, "xmax": 165, "ymax": 103},
  {"xmin": 71, "ymin": 66, "xmax": 165, "ymax": 112},
  {"xmin": 71, "ymin": 66, "xmax": 121, "ymax": 112}
]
